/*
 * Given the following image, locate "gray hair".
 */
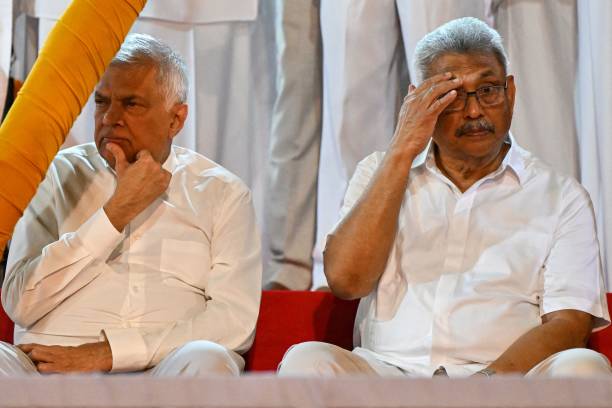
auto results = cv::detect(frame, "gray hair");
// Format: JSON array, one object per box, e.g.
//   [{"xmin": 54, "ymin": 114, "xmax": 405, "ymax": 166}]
[
  {"xmin": 413, "ymin": 17, "xmax": 509, "ymax": 83},
  {"xmin": 110, "ymin": 33, "xmax": 188, "ymax": 105}
]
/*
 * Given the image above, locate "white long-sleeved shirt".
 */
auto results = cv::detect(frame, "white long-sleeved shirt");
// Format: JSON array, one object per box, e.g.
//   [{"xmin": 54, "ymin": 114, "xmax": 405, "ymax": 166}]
[
  {"xmin": 2, "ymin": 143, "xmax": 262, "ymax": 372},
  {"xmin": 336, "ymin": 137, "xmax": 609, "ymax": 377}
]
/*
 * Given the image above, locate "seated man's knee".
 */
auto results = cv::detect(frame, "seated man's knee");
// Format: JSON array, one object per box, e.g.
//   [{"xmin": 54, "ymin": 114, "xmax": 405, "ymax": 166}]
[
  {"xmin": 154, "ymin": 340, "xmax": 243, "ymax": 377},
  {"xmin": 0, "ymin": 341, "xmax": 39, "ymax": 376},
  {"xmin": 278, "ymin": 341, "xmax": 350, "ymax": 376},
  {"xmin": 531, "ymin": 348, "xmax": 612, "ymax": 378}
]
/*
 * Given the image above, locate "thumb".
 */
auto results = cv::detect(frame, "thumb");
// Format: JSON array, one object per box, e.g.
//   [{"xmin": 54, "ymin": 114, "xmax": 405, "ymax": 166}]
[{"xmin": 106, "ymin": 143, "xmax": 128, "ymax": 174}]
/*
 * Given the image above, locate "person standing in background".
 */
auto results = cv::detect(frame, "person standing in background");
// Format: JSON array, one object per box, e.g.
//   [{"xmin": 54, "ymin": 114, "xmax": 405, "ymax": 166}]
[{"xmin": 264, "ymin": 0, "xmax": 322, "ymax": 291}]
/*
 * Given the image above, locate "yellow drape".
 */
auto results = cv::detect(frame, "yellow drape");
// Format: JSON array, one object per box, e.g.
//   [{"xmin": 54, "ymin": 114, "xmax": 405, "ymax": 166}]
[{"xmin": 0, "ymin": 0, "xmax": 147, "ymax": 253}]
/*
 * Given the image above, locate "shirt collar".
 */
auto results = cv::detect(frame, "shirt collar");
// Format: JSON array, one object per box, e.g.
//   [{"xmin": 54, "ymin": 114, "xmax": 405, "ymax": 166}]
[
  {"xmin": 162, "ymin": 146, "xmax": 177, "ymax": 174},
  {"xmin": 412, "ymin": 132, "xmax": 527, "ymax": 185}
]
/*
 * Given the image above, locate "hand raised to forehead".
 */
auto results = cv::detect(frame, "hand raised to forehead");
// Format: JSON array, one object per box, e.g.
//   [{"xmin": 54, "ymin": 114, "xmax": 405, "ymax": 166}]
[
  {"xmin": 390, "ymin": 72, "xmax": 462, "ymax": 159},
  {"xmin": 103, "ymin": 143, "xmax": 171, "ymax": 232}
]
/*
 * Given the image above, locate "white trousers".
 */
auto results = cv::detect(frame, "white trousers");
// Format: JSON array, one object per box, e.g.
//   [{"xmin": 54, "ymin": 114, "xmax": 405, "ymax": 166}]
[
  {"xmin": 0, "ymin": 340, "xmax": 244, "ymax": 377},
  {"xmin": 278, "ymin": 341, "xmax": 612, "ymax": 378}
]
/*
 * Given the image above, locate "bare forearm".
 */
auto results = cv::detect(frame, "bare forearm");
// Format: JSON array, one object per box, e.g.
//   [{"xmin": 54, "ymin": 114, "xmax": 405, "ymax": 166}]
[
  {"xmin": 324, "ymin": 149, "xmax": 415, "ymax": 299},
  {"xmin": 487, "ymin": 313, "xmax": 592, "ymax": 375},
  {"xmin": 324, "ymin": 73, "xmax": 461, "ymax": 299}
]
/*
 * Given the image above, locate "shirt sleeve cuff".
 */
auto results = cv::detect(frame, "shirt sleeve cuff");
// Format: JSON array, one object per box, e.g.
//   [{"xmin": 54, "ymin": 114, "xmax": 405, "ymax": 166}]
[
  {"xmin": 103, "ymin": 327, "xmax": 149, "ymax": 372},
  {"xmin": 542, "ymin": 296, "xmax": 611, "ymax": 331},
  {"xmin": 77, "ymin": 208, "xmax": 124, "ymax": 262}
]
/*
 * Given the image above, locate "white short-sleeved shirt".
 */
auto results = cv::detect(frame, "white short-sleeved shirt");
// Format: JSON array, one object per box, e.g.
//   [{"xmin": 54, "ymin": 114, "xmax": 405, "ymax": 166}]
[{"xmin": 335, "ymin": 137, "xmax": 609, "ymax": 377}]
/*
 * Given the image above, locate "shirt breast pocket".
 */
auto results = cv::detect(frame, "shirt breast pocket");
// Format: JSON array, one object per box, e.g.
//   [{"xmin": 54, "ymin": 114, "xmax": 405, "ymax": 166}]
[{"xmin": 160, "ymin": 238, "xmax": 211, "ymax": 289}]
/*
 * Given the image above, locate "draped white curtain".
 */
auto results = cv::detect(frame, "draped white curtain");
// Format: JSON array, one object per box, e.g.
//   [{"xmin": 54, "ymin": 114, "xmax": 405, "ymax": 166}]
[
  {"xmin": 0, "ymin": 0, "xmax": 12, "ymax": 117},
  {"xmin": 576, "ymin": 0, "xmax": 612, "ymax": 286},
  {"xmin": 4, "ymin": 0, "xmax": 611, "ymax": 285}
]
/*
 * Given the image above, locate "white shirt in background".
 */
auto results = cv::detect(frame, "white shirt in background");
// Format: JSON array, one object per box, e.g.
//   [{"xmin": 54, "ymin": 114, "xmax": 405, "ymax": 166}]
[{"xmin": 3, "ymin": 143, "xmax": 262, "ymax": 372}]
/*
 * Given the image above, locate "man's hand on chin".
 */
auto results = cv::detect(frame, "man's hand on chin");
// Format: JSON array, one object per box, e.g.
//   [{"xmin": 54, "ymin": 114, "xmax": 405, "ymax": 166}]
[{"xmin": 18, "ymin": 341, "xmax": 113, "ymax": 374}]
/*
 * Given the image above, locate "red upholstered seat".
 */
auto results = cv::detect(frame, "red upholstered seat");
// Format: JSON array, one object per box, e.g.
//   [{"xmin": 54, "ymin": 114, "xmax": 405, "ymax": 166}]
[
  {"xmin": 0, "ymin": 297, "xmax": 12, "ymax": 344},
  {"xmin": 586, "ymin": 293, "xmax": 612, "ymax": 359},
  {"xmin": 1, "ymin": 291, "xmax": 612, "ymax": 371},
  {"xmin": 244, "ymin": 291, "xmax": 359, "ymax": 371}
]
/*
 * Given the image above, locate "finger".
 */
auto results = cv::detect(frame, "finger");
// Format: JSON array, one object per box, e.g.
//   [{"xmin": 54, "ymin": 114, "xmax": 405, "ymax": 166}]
[
  {"xmin": 36, "ymin": 362, "xmax": 60, "ymax": 374},
  {"xmin": 428, "ymin": 89, "xmax": 458, "ymax": 115},
  {"xmin": 29, "ymin": 347, "xmax": 55, "ymax": 363},
  {"xmin": 135, "ymin": 149, "xmax": 152, "ymax": 162},
  {"xmin": 17, "ymin": 344, "xmax": 35, "ymax": 353},
  {"xmin": 408, "ymin": 84, "xmax": 417, "ymax": 94},
  {"xmin": 419, "ymin": 71, "xmax": 454, "ymax": 89},
  {"xmin": 106, "ymin": 143, "xmax": 128, "ymax": 174},
  {"xmin": 423, "ymin": 77, "xmax": 462, "ymax": 107}
]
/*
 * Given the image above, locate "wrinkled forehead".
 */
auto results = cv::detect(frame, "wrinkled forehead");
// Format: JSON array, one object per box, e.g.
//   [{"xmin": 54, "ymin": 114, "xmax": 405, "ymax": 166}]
[
  {"xmin": 423, "ymin": 52, "xmax": 506, "ymax": 84},
  {"xmin": 95, "ymin": 64, "xmax": 160, "ymax": 96}
]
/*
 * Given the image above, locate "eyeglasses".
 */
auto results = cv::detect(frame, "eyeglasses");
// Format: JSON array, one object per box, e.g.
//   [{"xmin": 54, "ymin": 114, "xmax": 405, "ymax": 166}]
[{"xmin": 443, "ymin": 80, "xmax": 508, "ymax": 113}]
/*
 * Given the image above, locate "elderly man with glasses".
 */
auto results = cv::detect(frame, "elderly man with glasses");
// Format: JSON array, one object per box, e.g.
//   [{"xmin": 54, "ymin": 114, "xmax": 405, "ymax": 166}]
[{"xmin": 278, "ymin": 17, "xmax": 610, "ymax": 378}]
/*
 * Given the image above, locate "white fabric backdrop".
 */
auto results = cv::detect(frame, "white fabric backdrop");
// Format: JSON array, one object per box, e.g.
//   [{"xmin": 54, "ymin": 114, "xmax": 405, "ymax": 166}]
[
  {"xmin": 494, "ymin": 0, "xmax": 579, "ymax": 179},
  {"xmin": 0, "ymin": 0, "xmax": 12, "ymax": 117},
  {"xmin": 576, "ymin": 0, "xmax": 612, "ymax": 286}
]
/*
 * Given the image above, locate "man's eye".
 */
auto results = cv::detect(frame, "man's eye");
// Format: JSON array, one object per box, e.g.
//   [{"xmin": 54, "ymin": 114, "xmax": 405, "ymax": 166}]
[
  {"xmin": 479, "ymin": 86, "xmax": 494, "ymax": 94},
  {"xmin": 94, "ymin": 99, "xmax": 107, "ymax": 105}
]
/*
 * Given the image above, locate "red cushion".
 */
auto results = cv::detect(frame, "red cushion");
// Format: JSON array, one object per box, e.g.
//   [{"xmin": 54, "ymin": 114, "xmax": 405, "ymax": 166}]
[
  {"xmin": 0, "ymin": 293, "xmax": 13, "ymax": 344},
  {"xmin": 587, "ymin": 293, "xmax": 612, "ymax": 361},
  {"xmin": 244, "ymin": 291, "xmax": 359, "ymax": 371}
]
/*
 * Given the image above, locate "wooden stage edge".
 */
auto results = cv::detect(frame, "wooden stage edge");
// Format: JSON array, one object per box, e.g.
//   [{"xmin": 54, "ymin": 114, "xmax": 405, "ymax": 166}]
[{"xmin": 1, "ymin": 375, "xmax": 612, "ymax": 407}]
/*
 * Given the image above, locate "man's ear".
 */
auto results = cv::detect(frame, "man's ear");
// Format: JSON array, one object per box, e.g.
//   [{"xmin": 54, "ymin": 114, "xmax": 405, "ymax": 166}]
[
  {"xmin": 169, "ymin": 103, "xmax": 188, "ymax": 139},
  {"xmin": 506, "ymin": 75, "xmax": 516, "ymax": 116}
]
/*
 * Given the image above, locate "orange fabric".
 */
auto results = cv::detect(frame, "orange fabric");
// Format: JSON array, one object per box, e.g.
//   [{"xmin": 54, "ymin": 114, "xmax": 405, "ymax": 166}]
[{"xmin": 0, "ymin": 0, "xmax": 147, "ymax": 253}]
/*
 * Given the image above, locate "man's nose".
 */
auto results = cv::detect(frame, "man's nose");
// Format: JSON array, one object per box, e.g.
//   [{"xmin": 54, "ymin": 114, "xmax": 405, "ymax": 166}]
[
  {"xmin": 102, "ymin": 103, "xmax": 124, "ymax": 126},
  {"xmin": 464, "ymin": 94, "xmax": 483, "ymax": 119}
]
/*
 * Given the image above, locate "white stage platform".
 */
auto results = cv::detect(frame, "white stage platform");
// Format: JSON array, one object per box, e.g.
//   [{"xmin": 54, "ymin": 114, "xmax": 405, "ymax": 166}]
[{"xmin": 1, "ymin": 375, "xmax": 612, "ymax": 407}]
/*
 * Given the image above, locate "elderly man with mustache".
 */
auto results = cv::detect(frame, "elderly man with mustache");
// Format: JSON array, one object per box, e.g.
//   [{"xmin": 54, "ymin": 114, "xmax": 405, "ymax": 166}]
[{"xmin": 279, "ymin": 17, "xmax": 610, "ymax": 378}]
